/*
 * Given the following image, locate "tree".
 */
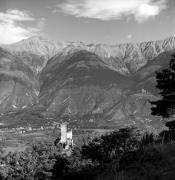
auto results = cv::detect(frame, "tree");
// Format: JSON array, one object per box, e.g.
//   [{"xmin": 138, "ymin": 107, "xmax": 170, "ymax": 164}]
[
  {"xmin": 151, "ymin": 53, "xmax": 175, "ymax": 118},
  {"xmin": 0, "ymin": 141, "xmax": 63, "ymax": 180},
  {"xmin": 51, "ymin": 156, "xmax": 70, "ymax": 179},
  {"xmin": 82, "ymin": 127, "xmax": 139, "ymax": 164}
]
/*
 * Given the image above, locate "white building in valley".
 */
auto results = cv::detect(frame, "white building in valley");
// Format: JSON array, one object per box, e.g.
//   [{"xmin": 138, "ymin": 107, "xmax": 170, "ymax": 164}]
[{"xmin": 60, "ymin": 123, "xmax": 73, "ymax": 149}]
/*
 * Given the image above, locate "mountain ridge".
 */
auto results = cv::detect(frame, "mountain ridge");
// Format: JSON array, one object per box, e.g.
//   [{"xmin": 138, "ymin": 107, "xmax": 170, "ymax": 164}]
[
  {"xmin": 3, "ymin": 36, "xmax": 175, "ymax": 75},
  {"xmin": 0, "ymin": 36, "xmax": 175, "ymax": 130}
]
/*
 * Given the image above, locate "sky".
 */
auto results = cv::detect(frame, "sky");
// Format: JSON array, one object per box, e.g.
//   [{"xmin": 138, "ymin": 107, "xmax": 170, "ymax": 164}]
[{"xmin": 0, "ymin": 0, "xmax": 174, "ymax": 44}]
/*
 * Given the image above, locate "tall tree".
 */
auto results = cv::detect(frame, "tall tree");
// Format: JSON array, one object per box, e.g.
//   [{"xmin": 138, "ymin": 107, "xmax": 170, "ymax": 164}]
[{"xmin": 151, "ymin": 53, "xmax": 175, "ymax": 118}]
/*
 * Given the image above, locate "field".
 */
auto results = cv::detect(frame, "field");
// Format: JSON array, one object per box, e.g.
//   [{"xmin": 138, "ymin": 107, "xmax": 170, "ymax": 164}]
[
  {"xmin": 0, "ymin": 124, "xmax": 117, "ymax": 157},
  {"xmin": 0, "ymin": 128, "xmax": 59, "ymax": 156}
]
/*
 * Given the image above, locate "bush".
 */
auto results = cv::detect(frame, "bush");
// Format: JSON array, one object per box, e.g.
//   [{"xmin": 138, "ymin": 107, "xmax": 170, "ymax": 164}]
[
  {"xmin": 119, "ymin": 151, "xmax": 140, "ymax": 170},
  {"xmin": 159, "ymin": 130, "xmax": 175, "ymax": 143},
  {"xmin": 82, "ymin": 127, "xmax": 139, "ymax": 164},
  {"xmin": 2, "ymin": 127, "xmax": 175, "ymax": 180},
  {"xmin": 140, "ymin": 147, "xmax": 163, "ymax": 166},
  {"xmin": 51, "ymin": 156, "xmax": 70, "ymax": 179},
  {"xmin": 0, "ymin": 141, "xmax": 63, "ymax": 180},
  {"xmin": 140, "ymin": 133, "xmax": 156, "ymax": 147}
]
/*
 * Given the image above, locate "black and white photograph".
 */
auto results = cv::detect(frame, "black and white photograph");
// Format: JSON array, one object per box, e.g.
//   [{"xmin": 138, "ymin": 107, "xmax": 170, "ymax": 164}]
[{"xmin": 0, "ymin": 0, "xmax": 175, "ymax": 179}]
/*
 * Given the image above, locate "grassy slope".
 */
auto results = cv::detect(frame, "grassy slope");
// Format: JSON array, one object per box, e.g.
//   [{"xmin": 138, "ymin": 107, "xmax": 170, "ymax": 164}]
[{"xmin": 97, "ymin": 143, "xmax": 175, "ymax": 180}]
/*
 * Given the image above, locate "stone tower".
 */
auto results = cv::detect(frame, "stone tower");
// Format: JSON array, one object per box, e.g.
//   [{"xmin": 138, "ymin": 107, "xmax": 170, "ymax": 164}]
[{"xmin": 60, "ymin": 123, "xmax": 67, "ymax": 144}]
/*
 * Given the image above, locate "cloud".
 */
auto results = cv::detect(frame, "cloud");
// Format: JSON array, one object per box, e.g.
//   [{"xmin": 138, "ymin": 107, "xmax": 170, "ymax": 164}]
[
  {"xmin": 127, "ymin": 34, "xmax": 133, "ymax": 39},
  {"xmin": 56, "ymin": 0, "xmax": 167, "ymax": 22},
  {"xmin": 0, "ymin": 9, "xmax": 44, "ymax": 44},
  {"xmin": 37, "ymin": 17, "xmax": 46, "ymax": 29}
]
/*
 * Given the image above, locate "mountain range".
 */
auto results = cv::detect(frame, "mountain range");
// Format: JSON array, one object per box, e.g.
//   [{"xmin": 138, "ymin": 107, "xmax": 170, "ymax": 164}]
[{"xmin": 0, "ymin": 36, "xmax": 175, "ymax": 131}]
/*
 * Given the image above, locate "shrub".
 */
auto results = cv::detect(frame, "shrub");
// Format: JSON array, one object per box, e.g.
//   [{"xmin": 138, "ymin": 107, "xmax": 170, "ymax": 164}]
[
  {"xmin": 51, "ymin": 156, "xmax": 70, "ymax": 179},
  {"xmin": 159, "ymin": 130, "xmax": 175, "ymax": 143},
  {"xmin": 140, "ymin": 147, "xmax": 163, "ymax": 166},
  {"xmin": 82, "ymin": 127, "xmax": 139, "ymax": 164}
]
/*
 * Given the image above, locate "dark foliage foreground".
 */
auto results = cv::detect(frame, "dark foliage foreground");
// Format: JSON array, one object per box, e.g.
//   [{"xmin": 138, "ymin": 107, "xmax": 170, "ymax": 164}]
[
  {"xmin": 0, "ymin": 127, "xmax": 175, "ymax": 180},
  {"xmin": 151, "ymin": 53, "xmax": 175, "ymax": 118}
]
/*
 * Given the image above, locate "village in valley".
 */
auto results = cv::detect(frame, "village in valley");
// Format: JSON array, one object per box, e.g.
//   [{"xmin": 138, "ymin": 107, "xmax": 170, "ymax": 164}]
[{"xmin": 0, "ymin": 118, "xmax": 76, "ymax": 155}]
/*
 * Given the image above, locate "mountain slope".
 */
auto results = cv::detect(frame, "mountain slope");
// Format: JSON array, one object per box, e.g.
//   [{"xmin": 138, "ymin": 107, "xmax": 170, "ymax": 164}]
[
  {"xmin": 39, "ymin": 50, "xmax": 132, "ymax": 110},
  {"xmin": 39, "ymin": 49, "xmax": 171, "ymax": 130},
  {"xmin": 3, "ymin": 36, "xmax": 67, "ymax": 74},
  {"xmin": 91, "ymin": 36, "xmax": 175, "ymax": 73},
  {"xmin": 0, "ymin": 47, "xmax": 39, "ymax": 113},
  {"xmin": 132, "ymin": 50, "xmax": 175, "ymax": 94},
  {"xmin": 0, "ymin": 36, "xmax": 175, "ymax": 130},
  {"xmin": 4, "ymin": 36, "xmax": 175, "ymax": 76}
]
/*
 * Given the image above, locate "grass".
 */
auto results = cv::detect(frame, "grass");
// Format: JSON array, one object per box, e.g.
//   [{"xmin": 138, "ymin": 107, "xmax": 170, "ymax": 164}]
[
  {"xmin": 95, "ymin": 143, "xmax": 175, "ymax": 180},
  {"xmin": 0, "ymin": 129, "xmax": 59, "ymax": 156}
]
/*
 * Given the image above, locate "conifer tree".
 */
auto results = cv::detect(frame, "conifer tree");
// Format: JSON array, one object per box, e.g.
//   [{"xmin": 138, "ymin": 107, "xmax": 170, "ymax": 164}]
[{"xmin": 151, "ymin": 53, "xmax": 175, "ymax": 118}]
